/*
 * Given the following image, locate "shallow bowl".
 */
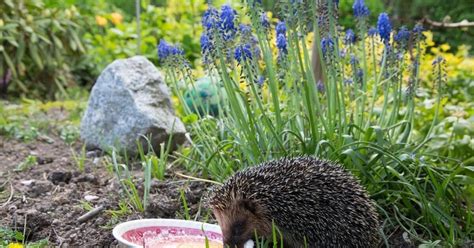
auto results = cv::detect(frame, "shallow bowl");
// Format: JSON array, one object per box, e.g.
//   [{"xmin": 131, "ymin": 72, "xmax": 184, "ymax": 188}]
[{"xmin": 112, "ymin": 218, "xmax": 223, "ymax": 248}]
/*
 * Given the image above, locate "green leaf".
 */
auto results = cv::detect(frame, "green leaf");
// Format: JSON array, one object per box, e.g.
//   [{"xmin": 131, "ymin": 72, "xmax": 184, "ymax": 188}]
[
  {"xmin": 37, "ymin": 34, "xmax": 52, "ymax": 45},
  {"xmin": 454, "ymin": 175, "xmax": 474, "ymax": 185},
  {"xmin": 183, "ymin": 114, "xmax": 198, "ymax": 124},
  {"xmin": 15, "ymin": 40, "xmax": 26, "ymax": 61},
  {"xmin": 3, "ymin": 23, "xmax": 20, "ymax": 30},
  {"xmin": 69, "ymin": 38, "xmax": 77, "ymax": 51},
  {"xmin": 70, "ymin": 31, "xmax": 85, "ymax": 52},
  {"xmin": 6, "ymin": 37, "xmax": 19, "ymax": 47},
  {"xmin": 14, "ymin": 79, "xmax": 28, "ymax": 93},
  {"xmin": 1, "ymin": 50, "xmax": 18, "ymax": 77},
  {"xmin": 14, "ymin": 231, "xmax": 24, "ymax": 241},
  {"xmin": 52, "ymin": 35, "xmax": 63, "ymax": 49},
  {"xmin": 29, "ymin": 44, "xmax": 44, "ymax": 70},
  {"xmin": 24, "ymin": 26, "xmax": 34, "ymax": 33},
  {"xmin": 4, "ymin": 0, "xmax": 14, "ymax": 7}
]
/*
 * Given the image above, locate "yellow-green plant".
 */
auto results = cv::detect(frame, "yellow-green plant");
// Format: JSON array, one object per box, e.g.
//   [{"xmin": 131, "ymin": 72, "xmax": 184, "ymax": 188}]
[{"xmin": 412, "ymin": 32, "xmax": 474, "ymax": 161}]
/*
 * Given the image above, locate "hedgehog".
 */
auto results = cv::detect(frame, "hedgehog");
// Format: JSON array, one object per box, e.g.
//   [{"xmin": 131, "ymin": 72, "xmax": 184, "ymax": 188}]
[{"xmin": 207, "ymin": 156, "xmax": 380, "ymax": 248}]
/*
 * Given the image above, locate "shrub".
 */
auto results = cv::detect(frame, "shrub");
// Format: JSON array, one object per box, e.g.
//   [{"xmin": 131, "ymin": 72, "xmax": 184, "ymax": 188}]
[
  {"xmin": 159, "ymin": 0, "xmax": 473, "ymax": 245},
  {"xmin": 0, "ymin": 0, "xmax": 91, "ymax": 99}
]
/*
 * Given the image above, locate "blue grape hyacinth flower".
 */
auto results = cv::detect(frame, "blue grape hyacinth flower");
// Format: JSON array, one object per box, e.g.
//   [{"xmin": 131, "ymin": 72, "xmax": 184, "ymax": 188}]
[
  {"xmin": 344, "ymin": 29, "xmax": 356, "ymax": 45},
  {"xmin": 250, "ymin": 35, "xmax": 262, "ymax": 59},
  {"xmin": 158, "ymin": 39, "xmax": 172, "ymax": 61},
  {"xmin": 317, "ymin": 80, "xmax": 325, "ymax": 93},
  {"xmin": 157, "ymin": 39, "xmax": 183, "ymax": 64},
  {"xmin": 321, "ymin": 36, "xmax": 335, "ymax": 57},
  {"xmin": 377, "ymin": 13, "xmax": 392, "ymax": 44},
  {"xmin": 413, "ymin": 24, "xmax": 424, "ymax": 35},
  {"xmin": 170, "ymin": 46, "xmax": 183, "ymax": 56},
  {"xmin": 394, "ymin": 26, "xmax": 410, "ymax": 45},
  {"xmin": 234, "ymin": 43, "xmax": 253, "ymax": 63},
  {"xmin": 353, "ymin": 0, "xmax": 370, "ymax": 18},
  {"xmin": 218, "ymin": 5, "xmax": 238, "ymax": 41},
  {"xmin": 276, "ymin": 33, "xmax": 288, "ymax": 55},
  {"xmin": 239, "ymin": 24, "xmax": 252, "ymax": 37},
  {"xmin": 202, "ymin": 7, "xmax": 218, "ymax": 31},
  {"xmin": 368, "ymin": 27, "xmax": 377, "ymax": 37},
  {"xmin": 257, "ymin": 75, "xmax": 265, "ymax": 86},
  {"xmin": 350, "ymin": 55, "xmax": 358, "ymax": 65},
  {"xmin": 260, "ymin": 12, "xmax": 270, "ymax": 30},
  {"xmin": 200, "ymin": 33, "xmax": 215, "ymax": 64},
  {"xmin": 200, "ymin": 33, "xmax": 213, "ymax": 54},
  {"xmin": 276, "ymin": 21, "xmax": 286, "ymax": 36}
]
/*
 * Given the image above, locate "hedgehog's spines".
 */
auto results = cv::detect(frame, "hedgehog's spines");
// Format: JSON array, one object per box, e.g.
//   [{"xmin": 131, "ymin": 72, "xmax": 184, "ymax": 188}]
[{"xmin": 208, "ymin": 156, "xmax": 380, "ymax": 248}]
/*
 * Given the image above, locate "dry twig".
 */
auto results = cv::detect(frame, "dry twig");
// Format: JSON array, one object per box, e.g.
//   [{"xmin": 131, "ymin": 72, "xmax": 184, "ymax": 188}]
[
  {"xmin": 1, "ymin": 181, "xmax": 14, "ymax": 207},
  {"xmin": 174, "ymin": 172, "xmax": 222, "ymax": 185},
  {"xmin": 77, "ymin": 205, "xmax": 105, "ymax": 223}
]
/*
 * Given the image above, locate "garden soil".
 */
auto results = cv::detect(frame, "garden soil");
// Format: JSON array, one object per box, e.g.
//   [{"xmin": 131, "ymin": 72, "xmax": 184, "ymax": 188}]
[{"xmin": 0, "ymin": 126, "xmax": 213, "ymax": 246}]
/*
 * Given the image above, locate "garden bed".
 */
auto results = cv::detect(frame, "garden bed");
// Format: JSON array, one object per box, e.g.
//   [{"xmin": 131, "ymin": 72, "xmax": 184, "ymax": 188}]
[
  {"xmin": 0, "ymin": 104, "xmax": 425, "ymax": 247},
  {"xmin": 0, "ymin": 105, "xmax": 212, "ymax": 247}
]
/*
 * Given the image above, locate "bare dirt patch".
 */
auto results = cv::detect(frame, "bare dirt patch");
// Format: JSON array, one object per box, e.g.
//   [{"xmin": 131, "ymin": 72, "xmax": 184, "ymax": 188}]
[{"xmin": 0, "ymin": 126, "xmax": 212, "ymax": 247}]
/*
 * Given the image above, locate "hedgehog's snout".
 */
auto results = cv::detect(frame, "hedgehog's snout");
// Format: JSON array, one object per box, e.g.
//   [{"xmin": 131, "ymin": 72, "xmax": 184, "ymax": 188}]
[
  {"xmin": 224, "ymin": 237, "xmax": 245, "ymax": 248},
  {"xmin": 213, "ymin": 201, "xmax": 258, "ymax": 248},
  {"xmin": 222, "ymin": 218, "xmax": 254, "ymax": 248},
  {"xmin": 224, "ymin": 237, "xmax": 255, "ymax": 248}
]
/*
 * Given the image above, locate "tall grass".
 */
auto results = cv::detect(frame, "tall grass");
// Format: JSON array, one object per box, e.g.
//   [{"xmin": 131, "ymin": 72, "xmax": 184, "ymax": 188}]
[
  {"xmin": 158, "ymin": 0, "xmax": 472, "ymax": 245},
  {"xmin": 110, "ymin": 133, "xmax": 176, "ymax": 213}
]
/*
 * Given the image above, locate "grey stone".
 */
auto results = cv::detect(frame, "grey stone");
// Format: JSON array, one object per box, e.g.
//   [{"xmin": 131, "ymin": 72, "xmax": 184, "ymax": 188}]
[{"xmin": 80, "ymin": 56, "xmax": 186, "ymax": 154}]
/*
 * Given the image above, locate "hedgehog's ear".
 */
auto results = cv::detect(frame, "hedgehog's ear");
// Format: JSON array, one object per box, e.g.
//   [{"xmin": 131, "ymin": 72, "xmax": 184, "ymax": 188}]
[{"xmin": 239, "ymin": 199, "xmax": 257, "ymax": 214}]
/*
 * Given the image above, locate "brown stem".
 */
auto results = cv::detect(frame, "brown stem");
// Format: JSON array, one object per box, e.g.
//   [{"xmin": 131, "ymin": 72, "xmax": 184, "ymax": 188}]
[{"xmin": 423, "ymin": 17, "xmax": 474, "ymax": 28}]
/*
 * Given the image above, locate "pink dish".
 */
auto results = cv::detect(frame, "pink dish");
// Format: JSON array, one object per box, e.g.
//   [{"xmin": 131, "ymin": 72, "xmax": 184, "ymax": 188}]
[{"xmin": 112, "ymin": 219, "xmax": 223, "ymax": 248}]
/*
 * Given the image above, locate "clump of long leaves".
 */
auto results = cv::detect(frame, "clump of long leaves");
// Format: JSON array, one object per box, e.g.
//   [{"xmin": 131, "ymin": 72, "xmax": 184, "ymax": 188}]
[{"xmin": 160, "ymin": 0, "xmax": 472, "ymax": 245}]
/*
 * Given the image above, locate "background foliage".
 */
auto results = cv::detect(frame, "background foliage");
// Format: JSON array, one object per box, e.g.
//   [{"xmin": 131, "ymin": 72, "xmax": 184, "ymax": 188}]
[
  {"xmin": 0, "ymin": 0, "xmax": 90, "ymax": 99},
  {"xmin": 2, "ymin": 0, "xmax": 472, "ymax": 98},
  {"xmin": 265, "ymin": 0, "xmax": 474, "ymax": 51}
]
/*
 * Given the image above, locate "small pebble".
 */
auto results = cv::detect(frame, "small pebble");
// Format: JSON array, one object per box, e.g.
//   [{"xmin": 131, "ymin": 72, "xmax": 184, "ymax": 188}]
[
  {"xmin": 84, "ymin": 195, "xmax": 99, "ymax": 201},
  {"xmin": 37, "ymin": 156, "xmax": 54, "ymax": 165},
  {"xmin": 93, "ymin": 157, "xmax": 100, "ymax": 165},
  {"xmin": 20, "ymin": 179, "xmax": 35, "ymax": 186}
]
